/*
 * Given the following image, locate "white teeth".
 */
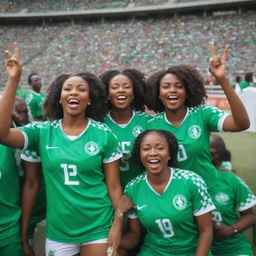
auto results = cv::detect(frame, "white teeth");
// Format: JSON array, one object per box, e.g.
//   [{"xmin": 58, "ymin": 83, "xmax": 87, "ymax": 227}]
[
  {"xmin": 168, "ymin": 96, "xmax": 178, "ymax": 100},
  {"xmin": 117, "ymin": 96, "xmax": 127, "ymax": 100},
  {"xmin": 68, "ymin": 99, "xmax": 79, "ymax": 104},
  {"xmin": 149, "ymin": 159, "xmax": 160, "ymax": 163}
]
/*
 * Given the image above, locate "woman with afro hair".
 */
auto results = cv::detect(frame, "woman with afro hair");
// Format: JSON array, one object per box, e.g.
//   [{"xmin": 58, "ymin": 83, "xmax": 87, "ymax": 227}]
[{"xmin": 0, "ymin": 43, "xmax": 123, "ymax": 256}]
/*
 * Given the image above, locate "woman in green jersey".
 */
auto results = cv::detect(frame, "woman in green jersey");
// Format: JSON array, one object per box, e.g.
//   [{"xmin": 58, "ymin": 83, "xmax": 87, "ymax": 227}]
[
  {"xmin": 210, "ymin": 134, "xmax": 256, "ymax": 256},
  {"xmin": 145, "ymin": 44, "xmax": 249, "ymax": 190},
  {"xmin": 119, "ymin": 129, "xmax": 215, "ymax": 256},
  {"xmin": 101, "ymin": 69, "xmax": 152, "ymax": 189},
  {"xmin": 0, "ymin": 43, "xmax": 123, "ymax": 256}
]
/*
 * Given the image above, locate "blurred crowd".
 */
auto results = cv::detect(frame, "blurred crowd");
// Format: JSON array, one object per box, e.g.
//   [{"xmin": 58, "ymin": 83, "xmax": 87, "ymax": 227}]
[
  {"xmin": 0, "ymin": 11, "xmax": 255, "ymax": 91},
  {"xmin": 1, "ymin": 0, "xmax": 220, "ymax": 13}
]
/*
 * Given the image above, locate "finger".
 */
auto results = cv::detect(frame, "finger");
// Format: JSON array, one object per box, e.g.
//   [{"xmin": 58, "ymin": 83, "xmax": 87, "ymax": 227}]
[
  {"xmin": 5, "ymin": 50, "xmax": 11, "ymax": 59},
  {"xmin": 222, "ymin": 45, "xmax": 229, "ymax": 61},
  {"xmin": 210, "ymin": 42, "xmax": 216, "ymax": 57},
  {"xmin": 13, "ymin": 42, "xmax": 20, "ymax": 61}
]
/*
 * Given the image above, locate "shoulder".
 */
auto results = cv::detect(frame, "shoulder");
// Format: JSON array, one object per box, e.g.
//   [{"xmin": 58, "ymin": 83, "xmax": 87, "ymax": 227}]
[
  {"xmin": 134, "ymin": 111, "xmax": 152, "ymax": 120},
  {"xmin": 90, "ymin": 119, "xmax": 112, "ymax": 132},
  {"xmin": 172, "ymin": 168, "xmax": 207, "ymax": 188},
  {"xmin": 148, "ymin": 112, "xmax": 165, "ymax": 123},
  {"xmin": 125, "ymin": 172, "xmax": 147, "ymax": 192}
]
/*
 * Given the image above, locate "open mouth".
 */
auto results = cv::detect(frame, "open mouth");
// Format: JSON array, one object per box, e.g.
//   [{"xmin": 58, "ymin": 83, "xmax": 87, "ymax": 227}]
[
  {"xmin": 168, "ymin": 95, "xmax": 178, "ymax": 102},
  {"xmin": 68, "ymin": 98, "xmax": 80, "ymax": 106},
  {"xmin": 116, "ymin": 95, "xmax": 127, "ymax": 100}
]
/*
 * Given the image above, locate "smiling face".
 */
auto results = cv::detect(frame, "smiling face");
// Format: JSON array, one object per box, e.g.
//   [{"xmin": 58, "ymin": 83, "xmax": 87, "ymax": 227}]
[
  {"xmin": 159, "ymin": 73, "xmax": 187, "ymax": 113},
  {"xmin": 60, "ymin": 76, "xmax": 90, "ymax": 119},
  {"xmin": 140, "ymin": 131, "xmax": 170, "ymax": 176},
  {"xmin": 108, "ymin": 74, "xmax": 134, "ymax": 111}
]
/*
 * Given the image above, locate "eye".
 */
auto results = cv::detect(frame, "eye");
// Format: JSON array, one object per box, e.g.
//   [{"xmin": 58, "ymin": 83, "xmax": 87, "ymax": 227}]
[
  {"xmin": 160, "ymin": 84, "xmax": 169, "ymax": 89},
  {"xmin": 176, "ymin": 84, "xmax": 184, "ymax": 89},
  {"xmin": 142, "ymin": 147, "xmax": 150, "ymax": 152}
]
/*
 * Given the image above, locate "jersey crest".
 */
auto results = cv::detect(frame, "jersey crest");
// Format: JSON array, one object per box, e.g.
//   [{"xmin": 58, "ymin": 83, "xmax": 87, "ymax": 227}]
[
  {"xmin": 188, "ymin": 125, "xmax": 202, "ymax": 139},
  {"xmin": 172, "ymin": 194, "xmax": 187, "ymax": 210},
  {"xmin": 84, "ymin": 141, "xmax": 100, "ymax": 155},
  {"xmin": 215, "ymin": 192, "xmax": 230, "ymax": 205}
]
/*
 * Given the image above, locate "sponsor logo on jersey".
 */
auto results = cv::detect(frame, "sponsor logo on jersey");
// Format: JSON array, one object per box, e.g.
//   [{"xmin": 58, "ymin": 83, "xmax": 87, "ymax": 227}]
[
  {"xmin": 188, "ymin": 125, "xmax": 202, "ymax": 139},
  {"xmin": 172, "ymin": 194, "xmax": 187, "ymax": 210},
  {"xmin": 132, "ymin": 126, "xmax": 144, "ymax": 137},
  {"xmin": 136, "ymin": 204, "xmax": 148, "ymax": 210},
  {"xmin": 215, "ymin": 192, "xmax": 230, "ymax": 205},
  {"xmin": 84, "ymin": 141, "xmax": 100, "ymax": 155}
]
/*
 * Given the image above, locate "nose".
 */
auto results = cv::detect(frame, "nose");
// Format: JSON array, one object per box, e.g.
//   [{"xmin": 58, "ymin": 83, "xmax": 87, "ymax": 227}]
[{"xmin": 149, "ymin": 148, "xmax": 157, "ymax": 155}]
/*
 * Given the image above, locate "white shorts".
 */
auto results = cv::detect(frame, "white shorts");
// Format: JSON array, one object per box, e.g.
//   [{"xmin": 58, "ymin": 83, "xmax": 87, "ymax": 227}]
[{"xmin": 45, "ymin": 237, "xmax": 108, "ymax": 256}]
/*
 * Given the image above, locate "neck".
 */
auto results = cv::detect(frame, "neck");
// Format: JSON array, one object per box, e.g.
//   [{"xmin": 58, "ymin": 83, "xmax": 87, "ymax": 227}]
[
  {"xmin": 62, "ymin": 115, "xmax": 88, "ymax": 135},
  {"xmin": 165, "ymin": 107, "xmax": 187, "ymax": 127},
  {"xmin": 147, "ymin": 167, "xmax": 171, "ymax": 194},
  {"xmin": 110, "ymin": 108, "xmax": 133, "ymax": 124}
]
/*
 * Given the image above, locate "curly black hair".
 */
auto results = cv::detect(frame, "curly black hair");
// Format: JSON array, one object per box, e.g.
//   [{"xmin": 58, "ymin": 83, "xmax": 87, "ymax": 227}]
[
  {"xmin": 43, "ymin": 72, "xmax": 107, "ymax": 122},
  {"xmin": 100, "ymin": 68, "xmax": 146, "ymax": 111},
  {"xmin": 146, "ymin": 65, "xmax": 207, "ymax": 112},
  {"xmin": 132, "ymin": 129, "xmax": 178, "ymax": 170}
]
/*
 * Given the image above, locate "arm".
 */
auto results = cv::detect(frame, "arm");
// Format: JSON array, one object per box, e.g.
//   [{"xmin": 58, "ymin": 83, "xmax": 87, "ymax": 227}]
[
  {"xmin": 119, "ymin": 218, "xmax": 141, "ymax": 250},
  {"xmin": 0, "ymin": 42, "xmax": 25, "ymax": 148},
  {"xmin": 21, "ymin": 161, "xmax": 41, "ymax": 256},
  {"xmin": 104, "ymin": 160, "xmax": 123, "ymax": 254},
  {"xmin": 195, "ymin": 212, "xmax": 213, "ymax": 256},
  {"xmin": 209, "ymin": 43, "xmax": 249, "ymax": 131},
  {"xmin": 214, "ymin": 208, "xmax": 256, "ymax": 239},
  {"xmin": 103, "ymin": 159, "xmax": 123, "ymax": 209}
]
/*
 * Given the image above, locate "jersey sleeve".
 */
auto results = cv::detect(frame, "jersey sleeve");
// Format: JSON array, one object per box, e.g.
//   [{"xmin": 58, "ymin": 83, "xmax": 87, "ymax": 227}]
[
  {"xmin": 233, "ymin": 175, "xmax": 256, "ymax": 211},
  {"xmin": 18, "ymin": 122, "xmax": 42, "ymax": 153},
  {"xmin": 189, "ymin": 172, "xmax": 216, "ymax": 216},
  {"xmin": 201, "ymin": 104, "xmax": 229, "ymax": 132},
  {"xmin": 20, "ymin": 149, "xmax": 41, "ymax": 163},
  {"xmin": 102, "ymin": 129, "xmax": 122, "ymax": 163}
]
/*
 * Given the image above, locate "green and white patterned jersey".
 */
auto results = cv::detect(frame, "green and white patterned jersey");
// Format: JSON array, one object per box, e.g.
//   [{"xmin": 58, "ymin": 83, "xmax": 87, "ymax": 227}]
[
  {"xmin": 0, "ymin": 145, "xmax": 21, "ymax": 240},
  {"xmin": 21, "ymin": 149, "xmax": 46, "ymax": 239},
  {"xmin": 211, "ymin": 171, "xmax": 256, "ymax": 256},
  {"xmin": 125, "ymin": 168, "xmax": 215, "ymax": 256},
  {"xmin": 26, "ymin": 90, "xmax": 45, "ymax": 118},
  {"xmin": 104, "ymin": 111, "xmax": 152, "ymax": 188},
  {"xmin": 19, "ymin": 119, "xmax": 122, "ymax": 243},
  {"xmin": 147, "ymin": 104, "xmax": 228, "ymax": 188}
]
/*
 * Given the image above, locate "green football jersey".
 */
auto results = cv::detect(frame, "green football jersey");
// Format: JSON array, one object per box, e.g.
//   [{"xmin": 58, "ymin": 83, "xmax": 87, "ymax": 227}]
[
  {"xmin": 20, "ymin": 150, "xmax": 46, "ymax": 239},
  {"xmin": 26, "ymin": 90, "xmax": 45, "ymax": 118},
  {"xmin": 211, "ymin": 171, "xmax": 256, "ymax": 256},
  {"xmin": 125, "ymin": 168, "xmax": 215, "ymax": 256},
  {"xmin": 0, "ymin": 145, "xmax": 21, "ymax": 240},
  {"xmin": 147, "ymin": 104, "xmax": 228, "ymax": 188},
  {"xmin": 104, "ymin": 111, "xmax": 152, "ymax": 188},
  {"xmin": 19, "ymin": 119, "xmax": 122, "ymax": 243}
]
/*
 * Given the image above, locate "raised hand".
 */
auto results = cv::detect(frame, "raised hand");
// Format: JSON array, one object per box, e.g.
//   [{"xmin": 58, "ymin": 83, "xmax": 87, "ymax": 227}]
[
  {"xmin": 5, "ymin": 42, "xmax": 22, "ymax": 80},
  {"xmin": 209, "ymin": 43, "xmax": 229, "ymax": 83}
]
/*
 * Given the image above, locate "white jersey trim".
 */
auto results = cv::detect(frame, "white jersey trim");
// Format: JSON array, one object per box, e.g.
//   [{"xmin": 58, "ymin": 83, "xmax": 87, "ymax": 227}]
[
  {"xmin": 237, "ymin": 199, "xmax": 256, "ymax": 212},
  {"xmin": 194, "ymin": 205, "xmax": 216, "ymax": 216},
  {"xmin": 145, "ymin": 168, "xmax": 173, "ymax": 196},
  {"xmin": 217, "ymin": 112, "xmax": 229, "ymax": 131},
  {"xmin": 21, "ymin": 154, "xmax": 41, "ymax": 163},
  {"xmin": 60, "ymin": 119, "xmax": 91, "ymax": 141},
  {"xmin": 103, "ymin": 152, "xmax": 122, "ymax": 163},
  {"xmin": 20, "ymin": 130, "xmax": 29, "ymax": 151},
  {"xmin": 164, "ymin": 109, "xmax": 189, "ymax": 127},
  {"xmin": 107, "ymin": 111, "xmax": 135, "ymax": 128}
]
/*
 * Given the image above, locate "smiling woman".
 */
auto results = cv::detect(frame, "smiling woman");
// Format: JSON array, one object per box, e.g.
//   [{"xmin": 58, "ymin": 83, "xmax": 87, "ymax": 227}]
[
  {"xmin": 0, "ymin": 44, "xmax": 123, "ymax": 256},
  {"xmin": 118, "ymin": 129, "xmax": 215, "ymax": 256}
]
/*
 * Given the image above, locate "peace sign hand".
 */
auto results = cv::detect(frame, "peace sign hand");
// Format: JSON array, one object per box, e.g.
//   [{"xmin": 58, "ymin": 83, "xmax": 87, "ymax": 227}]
[
  {"xmin": 209, "ymin": 43, "xmax": 229, "ymax": 83},
  {"xmin": 5, "ymin": 42, "xmax": 22, "ymax": 80}
]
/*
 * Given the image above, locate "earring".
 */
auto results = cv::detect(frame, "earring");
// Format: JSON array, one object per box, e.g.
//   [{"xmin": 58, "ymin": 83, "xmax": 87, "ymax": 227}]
[{"xmin": 88, "ymin": 102, "xmax": 91, "ymax": 106}]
